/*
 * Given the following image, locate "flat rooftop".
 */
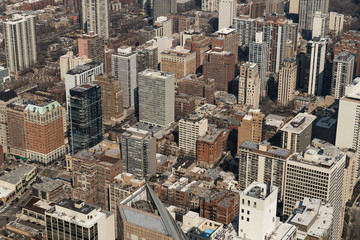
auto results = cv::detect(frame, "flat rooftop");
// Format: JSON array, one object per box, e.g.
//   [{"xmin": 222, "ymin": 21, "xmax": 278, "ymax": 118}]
[
  {"xmin": 242, "ymin": 182, "xmax": 276, "ymax": 199},
  {"xmin": 139, "ymin": 69, "xmax": 175, "ymax": 79},
  {"xmin": 240, "ymin": 140, "xmax": 292, "ymax": 158},
  {"xmin": 66, "ymin": 62, "xmax": 102, "ymax": 75},
  {"xmin": 0, "ymin": 164, "xmax": 36, "ymax": 186},
  {"xmin": 33, "ymin": 177, "xmax": 63, "ymax": 193},
  {"xmin": 216, "ymin": 28, "xmax": 235, "ymax": 35},
  {"xmin": 56, "ymin": 199, "xmax": 96, "ymax": 215},
  {"xmin": 281, "ymin": 113, "xmax": 316, "ymax": 134}
]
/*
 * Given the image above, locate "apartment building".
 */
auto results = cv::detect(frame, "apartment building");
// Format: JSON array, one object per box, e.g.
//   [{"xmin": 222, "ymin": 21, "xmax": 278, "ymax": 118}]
[
  {"xmin": 78, "ymin": 32, "xmax": 105, "ymax": 63},
  {"xmin": 197, "ymin": 125, "xmax": 224, "ymax": 168},
  {"xmin": 331, "ymin": 52, "xmax": 355, "ymax": 99},
  {"xmin": 277, "ymin": 58, "xmax": 297, "ymax": 107},
  {"xmin": 178, "ymin": 74, "xmax": 216, "ymax": 104},
  {"xmin": 59, "ymin": 51, "xmax": 91, "ymax": 80},
  {"xmin": 81, "ymin": 0, "xmax": 109, "ymax": 39},
  {"xmin": 238, "ymin": 62, "xmax": 261, "ymax": 108}
]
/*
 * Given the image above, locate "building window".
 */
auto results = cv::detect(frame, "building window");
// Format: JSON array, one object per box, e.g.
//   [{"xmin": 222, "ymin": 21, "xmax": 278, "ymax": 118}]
[
  {"xmin": 247, "ymin": 218, "xmax": 249, "ymax": 222},
  {"xmin": 247, "ymin": 210, "xmax": 250, "ymax": 215}
]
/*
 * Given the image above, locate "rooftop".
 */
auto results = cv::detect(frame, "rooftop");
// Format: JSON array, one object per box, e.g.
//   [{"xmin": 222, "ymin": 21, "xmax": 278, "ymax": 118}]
[
  {"xmin": 315, "ymin": 116, "xmax": 336, "ymax": 129},
  {"xmin": 0, "ymin": 164, "xmax": 36, "ymax": 186},
  {"xmin": 242, "ymin": 182, "xmax": 277, "ymax": 200},
  {"xmin": 335, "ymin": 51, "xmax": 355, "ymax": 62},
  {"xmin": 216, "ymin": 28, "xmax": 236, "ymax": 35},
  {"xmin": 23, "ymin": 197, "xmax": 55, "ymax": 214},
  {"xmin": 32, "ymin": 176, "xmax": 63, "ymax": 193},
  {"xmin": 240, "ymin": 140, "xmax": 292, "ymax": 158},
  {"xmin": 0, "ymin": 89, "xmax": 17, "ymax": 102},
  {"xmin": 281, "ymin": 113, "xmax": 317, "ymax": 134},
  {"xmin": 198, "ymin": 125, "xmax": 223, "ymax": 143},
  {"xmin": 139, "ymin": 69, "xmax": 175, "ymax": 79},
  {"xmin": 66, "ymin": 62, "xmax": 102, "ymax": 75}
]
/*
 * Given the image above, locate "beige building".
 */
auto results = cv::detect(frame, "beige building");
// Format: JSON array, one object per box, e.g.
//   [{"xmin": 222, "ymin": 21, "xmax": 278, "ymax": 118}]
[
  {"xmin": 238, "ymin": 62, "xmax": 260, "ymax": 109},
  {"xmin": 281, "ymin": 112, "xmax": 317, "ymax": 153},
  {"xmin": 277, "ymin": 58, "xmax": 297, "ymax": 107},
  {"xmin": 59, "ymin": 51, "xmax": 91, "ymax": 80},
  {"xmin": 329, "ymin": 12, "xmax": 344, "ymax": 35},
  {"xmin": 160, "ymin": 46, "xmax": 196, "ymax": 82},
  {"xmin": 94, "ymin": 75, "xmax": 124, "ymax": 125},
  {"xmin": 237, "ymin": 109, "xmax": 265, "ymax": 154},
  {"xmin": 283, "ymin": 139, "xmax": 346, "ymax": 240}
]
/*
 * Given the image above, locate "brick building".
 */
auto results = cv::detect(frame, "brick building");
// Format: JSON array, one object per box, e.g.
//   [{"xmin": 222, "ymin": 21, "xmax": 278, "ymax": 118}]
[
  {"xmin": 200, "ymin": 189, "xmax": 239, "ymax": 225},
  {"xmin": 203, "ymin": 48, "xmax": 235, "ymax": 92},
  {"xmin": 21, "ymin": 0, "xmax": 55, "ymax": 11},
  {"xmin": 184, "ymin": 32, "xmax": 211, "ymax": 70},
  {"xmin": 175, "ymin": 93, "xmax": 196, "ymax": 121},
  {"xmin": 71, "ymin": 149, "xmax": 122, "ymax": 210},
  {"xmin": 78, "ymin": 32, "xmax": 105, "ymax": 64},
  {"xmin": 197, "ymin": 125, "xmax": 224, "ymax": 168},
  {"xmin": 94, "ymin": 75, "xmax": 124, "ymax": 124},
  {"xmin": 7, "ymin": 101, "xmax": 27, "ymax": 158},
  {"xmin": 212, "ymin": 28, "xmax": 239, "ymax": 62},
  {"xmin": 166, "ymin": 13, "xmax": 191, "ymax": 34},
  {"xmin": 178, "ymin": 74, "xmax": 216, "ymax": 104}
]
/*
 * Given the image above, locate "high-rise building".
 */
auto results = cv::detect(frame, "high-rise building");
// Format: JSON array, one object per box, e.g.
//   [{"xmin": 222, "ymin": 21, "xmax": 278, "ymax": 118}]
[
  {"xmin": 197, "ymin": 125, "xmax": 224, "ymax": 168},
  {"xmin": 59, "ymin": 51, "xmax": 92, "ymax": 80},
  {"xmin": 283, "ymin": 139, "xmax": 346, "ymax": 240},
  {"xmin": 233, "ymin": 16, "xmax": 298, "ymax": 73},
  {"xmin": 45, "ymin": 199, "xmax": 115, "ymax": 240},
  {"xmin": 64, "ymin": 62, "xmax": 104, "ymax": 108},
  {"xmin": 249, "ymin": 32, "xmax": 269, "ymax": 96},
  {"xmin": 78, "ymin": 32, "xmax": 105, "ymax": 64},
  {"xmin": 81, "ymin": 0, "xmax": 109, "ymax": 39},
  {"xmin": 179, "ymin": 113, "xmax": 208, "ymax": 158},
  {"xmin": 4, "ymin": 14, "xmax": 37, "ymax": 74},
  {"xmin": 238, "ymin": 62, "xmax": 261, "ymax": 108},
  {"xmin": 212, "ymin": 28, "xmax": 238, "ymax": 62},
  {"xmin": 299, "ymin": 0, "xmax": 329, "ymax": 38},
  {"xmin": 160, "ymin": 46, "xmax": 196, "ymax": 82},
  {"xmin": 203, "ymin": 48, "xmax": 235, "ymax": 92},
  {"xmin": 0, "ymin": 89, "xmax": 19, "ymax": 153},
  {"xmin": 24, "ymin": 100, "xmax": 65, "ymax": 165},
  {"xmin": 237, "ymin": 109, "xmax": 265, "ymax": 153},
  {"xmin": 238, "ymin": 182, "xmax": 278, "ymax": 240},
  {"xmin": 175, "ymin": 93, "xmax": 196, "ymax": 121},
  {"xmin": 238, "ymin": 141, "xmax": 292, "ymax": 199},
  {"xmin": 277, "ymin": 58, "xmax": 297, "ymax": 107},
  {"xmin": 312, "ymin": 11, "xmax": 329, "ymax": 38},
  {"xmin": 121, "ymin": 127, "xmax": 156, "ymax": 180},
  {"xmin": 138, "ymin": 69, "xmax": 175, "ymax": 127},
  {"xmin": 329, "ymin": 12, "xmax": 344, "ymax": 36},
  {"xmin": 7, "ymin": 99, "xmax": 27, "ymax": 158},
  {"xmin": 331, "ymin": 52, "xmax": 355, "ymax": 99},
  {"xmin": 202, "ymin": 0, "xmax": 218, "ymax": 12},
  {"xmin": 265, "ymin": 0, "xmax": 285, "ymax": 15},
  {"xmin": 111, "ymin": 47, "xmax": 138, "ymax": 108},
  {"xmin": 166, "ymin": 13, "xmax": 191, "ymax": 34},
  {"xmin": 280, "ymin": 112, "xmax": 317, "ymax": 153},
  {"xmin": 69, "ymin": 84, "xmax": 103, "ymax": 154},
  {"xmin": 336, "ymin": 78, "xmax": 360, "ymax": 178},
  {"xmin": 183, "ymin": 32, "xmax": 211, "ymax": 70},
  {"xmin": 250, "ymin": 0, "xmax": 265, "ymax": 18},
  {"xmin": 153, "ymin": 0, "xmax": 177, "ymax": 20},
  {"xmin": 93, "ymin": 75, "xmax": 124, "ymax": 124},
  {"xmin": 305, "ymin": 37, "xmax": 327, "ymax": 95},
  {"xmin": 218, "ymin": 0, "xmax": 236, "ymax": 29}
]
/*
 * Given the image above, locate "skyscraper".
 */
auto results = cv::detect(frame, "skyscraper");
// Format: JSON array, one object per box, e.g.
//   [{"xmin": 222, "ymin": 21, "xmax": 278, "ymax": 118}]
[
  {"xmin": 138, "ymin": 69, "xmax": 175, "ymax": 127},
  {"xmin": 69, "ymin": 84, "xmax": 103, "ymax": 154},
  {"xmin": 218, "ymin": 0, "xmax": 237, "ymax": 29},
  {"xmin": 212, "ymin": 28, "xmax": 239, "ymax": 63},
  {"xmin": 238, "ymin": 141, "xmax": 292, "ymax": 199},
  {"xmin": 202, "ymin": 0, "xmax": 218, "ymax": 12},
  {"xmin": 4, "ymin": 14, "xmax": 37, "ymax": 74},
  {"xmin": 329, "ymin": 12, "xmax": 344, "ymax": 36},
  {"xmin": 280, "ymin": 112, "xmax": 317, "ymax": 153},
  {"xmin": 121, "ymin": 127, "xmax": 156, "ymax": 180},
  {"xmin": 112, "ymin": 47, "xmax": 138, "ymax": 108},
  {"xmin": 336, "ymin": 78, "xmax": 360, "ymax": 178},
  {"xmin": 277, "ymin": 58, "xmax": 297, "ymax": 107},
  {"xmin": 299, "ymin": 0, "xmax": 329, "ymax": 38},
  {"xmin": 306, "ymin": 37, "xmax": 327, "ymax": 95},
  {"xmin": 179, "ymin": 113, "xmax": 208, "ymax": 158},
  {"xmin": 283, "ymin": 139, "xmax": 345, "ymax": 240},
  {"xmin": 238, "ymin": 62, "xmax": 261, "ymax": 108},
  {"xmin": 312, "ymin": 11, "xmax": 329, "ymax": 38},
  {"xmin": 249, "ymin": 32, "xmax": 269, "ymax": 96},
  {"xmin": 153, "ymin": 0, "xmax": 177, "ymax": 20},
  {"xmin": 81, "ymin": 0, "xmax": 109, "ymax": 39},
  {"xmin": 331, "ymin": 52, "xmax": 355, "ymax": 99},
  {"xmin": 78, "ymin": 32, "xmax": 105, "ymax": 64}
]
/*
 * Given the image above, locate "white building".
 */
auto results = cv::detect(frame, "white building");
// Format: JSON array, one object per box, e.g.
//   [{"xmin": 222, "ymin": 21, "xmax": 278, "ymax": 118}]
[
  {"xmin": 283, "ymin": 139, "xmax": 346, "ymax": 240},
  {"xmin": 4, "ymin": 14, "xmax": 37, "ymax": 74},
  {"xmin": 312, "ymin": 11, "xmax": 329, "ymax": 38},
  {"xmin": 238, "ymin": 182, "xmax": 278, "ymax": 240},
  {"xmin": 299, "ymin": 0, "xmax": 329, "ymax": 37},
  {"xmin": 81, "ymin": 0, "xmax": 109, "ymax": 39},
  {"xmin": 336, "ymin": 77, "xmax": 360, "ymax": 178},
  {"xmin": 329, "ymin": 12, "xmax": 344, "ymax": 36},
  {"xmin": 202, "ymin": 0, "xmax": 219, "ymax": 12},
  {"xmin": 45, "ymin": 199, "xmax": 115, "ymax": 240},
  {"xmin": 111, "ymin": 47, "xmax": 138, "ymax": 108},
  {"xmin": 331, "ymin": 52, "xmax": 355, "ymax": 99},
  {"xmin": 218, "ymin": 0, "xmax": 237, "ymax": 29},
  {"xmin": 249, "ymin": 32, "xmax": 269, "ymax": 96},
  {"xmin": 179, "ymin": 113, "xmax": 208, "ymax": 158},
  {"xmin": 238, "ymin": 62, "xmax": 261, "ymax": 108},
  {"xmin": 306, "ymin": 37, "xmax": 327, "ymax": 95},
  {"xmin": 281, "ymin": 112, "xmax": 317, "ymax": 153},
  {"xmin": 146, "ymin": 36, "xmax": 175, "ymax": 64},
  {"xmin": 59, "ymin": 51, "xmax": 92, "ymax": 80},
  {"xmin": 64, "ymin": 62, "xmax": 104, "ymax": 109},
  {"xmin": 138, "ymin": 69, "xmax": 175, "ymax": 127},
  {"xmin": 154, "ymin": 16, "xmax": 172, "ymax": 38}
]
